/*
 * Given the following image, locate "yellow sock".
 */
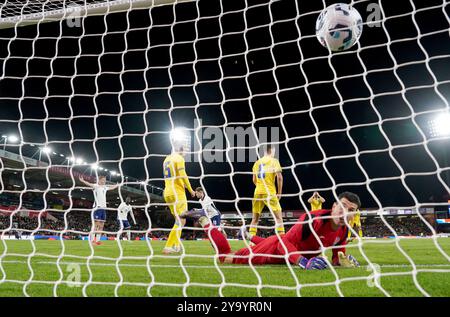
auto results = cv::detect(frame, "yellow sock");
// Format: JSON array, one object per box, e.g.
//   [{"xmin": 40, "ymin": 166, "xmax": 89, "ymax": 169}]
[
  {"xmin": 249, "ymin": 226, "xmax": 257, "ymax": 237},
  {"xmin": 276, "ymin": 225, "xmax": 285, "ymax": 235},
  {"xmin": 358, "ymin": 229, "xmax": 363, "ymax": 238},
  {"xmin": 174, "ymin": 226, "xmax": 183, "ymax": 248},
  {"xmin": 165, "ymin": 224, "xmax": 180, "ymax": 249}
]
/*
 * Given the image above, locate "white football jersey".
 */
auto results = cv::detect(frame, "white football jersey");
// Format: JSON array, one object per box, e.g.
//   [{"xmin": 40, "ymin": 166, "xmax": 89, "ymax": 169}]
[
  {"xmin": 118, "ymin": 202, "xmax": 132, "ymax": 221},
  {"xmin": 93, "ymin": 185, "xmax": 108, "ymax": 208},
  {"xmin": 199, "ymin": 195, "xmax": 220, "ymax": 218}
]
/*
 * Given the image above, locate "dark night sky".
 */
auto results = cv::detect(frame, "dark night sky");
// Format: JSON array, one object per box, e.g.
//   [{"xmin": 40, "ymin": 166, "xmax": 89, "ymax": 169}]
[{"xmin": 0, "ymin": 0, "xmax": 449, "ymax": 212}]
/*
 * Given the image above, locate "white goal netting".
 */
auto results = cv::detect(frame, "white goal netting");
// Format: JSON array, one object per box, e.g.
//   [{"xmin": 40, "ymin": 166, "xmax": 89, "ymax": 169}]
[{"xmin": 0, "ymin": 0, "xmax": 449, "ymax": 297}]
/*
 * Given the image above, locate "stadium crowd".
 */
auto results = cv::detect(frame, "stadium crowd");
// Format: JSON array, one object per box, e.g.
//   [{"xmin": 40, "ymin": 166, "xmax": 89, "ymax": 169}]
[
  {"xmin": 361, "ymin": 216, "xmax": 432, "ymax": 237},
  {"xmin": 0, "ymin": 192, "xmax": 437, "ymax": 240},
  {"xmin": 0, "ymin": 211, "xmax": 435, "ymax": 240}
]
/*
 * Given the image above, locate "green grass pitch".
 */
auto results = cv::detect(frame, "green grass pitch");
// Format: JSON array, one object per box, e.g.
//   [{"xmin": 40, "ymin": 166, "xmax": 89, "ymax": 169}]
[{"xmin": 0, "ymin": 238, "xmax": 449, "ymax": 297}]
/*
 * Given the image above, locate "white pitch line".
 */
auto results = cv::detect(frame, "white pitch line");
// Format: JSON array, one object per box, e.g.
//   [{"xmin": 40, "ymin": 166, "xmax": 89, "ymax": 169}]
[{"xmin": 1, "ymin": 260, "xmax": 450, "ymax": 269}]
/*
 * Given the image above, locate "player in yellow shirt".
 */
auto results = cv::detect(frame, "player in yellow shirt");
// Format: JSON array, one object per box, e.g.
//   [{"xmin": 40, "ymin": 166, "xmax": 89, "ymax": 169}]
[
  {"xmin": 347, "ymin": 209, "xmax": 363, "ymax": 241},
  {"xmin": 250, "ymin": 144, "xmax": 284, "ymax": 238},
  {"xmin": 162, "ymin": 141, "xmax": 195, "ymax": 254},
  {"xmin": 308, "ymin": 192, "xmax": 325, "ymax": 211}
]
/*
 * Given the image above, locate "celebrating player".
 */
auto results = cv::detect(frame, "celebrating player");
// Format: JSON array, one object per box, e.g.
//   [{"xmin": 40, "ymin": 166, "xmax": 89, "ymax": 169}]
[
  {"xmin": 162, "ymin": 141, "xmax": 195, "ymax": 254},
  {"xmin": 195, "ymin": 192, "xmax": 361, "ymax": 269},
  {"xmin": 250, "ymin": 144, "xmax": 284, "ymax": 238},
  {"xmin": 79, "ymin": 175, "xmax": 119, "ymax": 245},
  {"xmin": 308, "ymin": 192, "xmax": 326, "ymax": 211},
  {"xmin": 347, "ymin": 209, "xmax": 363, "ymax": 242},
  {"xmin": 117, "ymin": 196, "xmax": 136, "ymax": 241}
]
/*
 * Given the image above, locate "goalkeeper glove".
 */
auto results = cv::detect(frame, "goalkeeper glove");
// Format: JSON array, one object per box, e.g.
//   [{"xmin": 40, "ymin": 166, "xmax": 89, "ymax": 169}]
[
  {"xmin": 298, "ymin": 256, "xmax": 329, "ymax": 270},
  {"xmin": 337, "ymin": 252, "xmax": 360, "ymax": 267}
]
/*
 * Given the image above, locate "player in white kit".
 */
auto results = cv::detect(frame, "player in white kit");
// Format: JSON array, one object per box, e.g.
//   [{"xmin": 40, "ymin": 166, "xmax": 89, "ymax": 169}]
[
  {"xmin": 117, "ymin": 196, "xmax": 136, "ymax": 241},
  {"xmin": 79, "ymin": 175, "xmax": 119, "ymax": 245},
  {"xmin": 181, "ymin": 187, "xmax": 225, "ymax": 236}
]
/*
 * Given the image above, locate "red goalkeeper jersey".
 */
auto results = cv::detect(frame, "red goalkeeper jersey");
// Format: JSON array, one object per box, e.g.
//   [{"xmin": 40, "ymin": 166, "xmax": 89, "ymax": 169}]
[{"xmin": 233, "ymin": 209, "xmax": 348, "ymax": 266}]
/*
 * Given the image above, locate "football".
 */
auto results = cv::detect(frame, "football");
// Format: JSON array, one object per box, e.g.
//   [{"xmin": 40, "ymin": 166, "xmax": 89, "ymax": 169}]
[{"xmin": 316, "ymin": 3, "xmax": 363, "ymax": 51}]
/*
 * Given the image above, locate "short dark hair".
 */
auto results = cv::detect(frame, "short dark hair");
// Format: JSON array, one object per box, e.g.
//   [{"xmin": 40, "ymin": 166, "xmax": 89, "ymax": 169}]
[
  {"xmin": 195, "ymin": 187, "xmax": 203, "ymax": 192},
  {"xmin": 176, "ymin": 144, "xmax": 185, "ymax": 153},
  {"xmin": 338, "ymin": 191, "xmax": 361, "ymax": 209},
  {"xmin": 264, "ymin": 144, "xmax": 274, "ymax": 154}
]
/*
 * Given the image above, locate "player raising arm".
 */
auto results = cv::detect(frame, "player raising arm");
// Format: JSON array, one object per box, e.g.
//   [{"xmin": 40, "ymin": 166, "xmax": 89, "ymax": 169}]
[
  {"xmin": 117, "ymin": 196, "xmax": 136, "ymax": 241},
  {"xmin": 193, "ymin": 192, "xmax": 361, "ymax": 269},
  {"xmin": 308, "ymin": 192, "xmax": 326, "ymax": 211},
  {"xmin": 79, "ymin": 175, "xmax": 119, "ymax": 245},
  {"xmin": 250, "ymin": 144, "xmax": 284, "ymax": 238},
  {"xmin": 162, "ymin": 141, "xmax": 195, "ymax": 254}
]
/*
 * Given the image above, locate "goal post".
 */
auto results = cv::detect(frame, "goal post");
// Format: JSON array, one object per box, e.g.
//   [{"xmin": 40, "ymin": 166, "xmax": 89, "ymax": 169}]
[{"xmin": 0, "ymin": 0, "xmax": 194, "ymax": 29}]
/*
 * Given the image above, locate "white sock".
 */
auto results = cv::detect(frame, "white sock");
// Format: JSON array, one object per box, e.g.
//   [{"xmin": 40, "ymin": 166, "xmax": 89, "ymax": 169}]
[
  {"xmin": 96, "ymin": 233, "xmax": 102, "ymax": 241},
  {"xmin": 127, "ymin": 231, "xmax": 131, "ymax": 241}
]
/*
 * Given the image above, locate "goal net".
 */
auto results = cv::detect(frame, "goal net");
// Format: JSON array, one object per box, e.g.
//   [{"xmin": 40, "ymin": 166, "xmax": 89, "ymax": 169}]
[{"xmin": 0, "ymin": 0, "xmax": 449, "ymax": 297}]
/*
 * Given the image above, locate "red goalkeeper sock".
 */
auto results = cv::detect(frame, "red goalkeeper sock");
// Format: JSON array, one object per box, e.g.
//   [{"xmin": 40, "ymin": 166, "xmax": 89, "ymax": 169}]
[{"xmin": 204, "ymin": 224, "xmax": 231, "ymax": 262}]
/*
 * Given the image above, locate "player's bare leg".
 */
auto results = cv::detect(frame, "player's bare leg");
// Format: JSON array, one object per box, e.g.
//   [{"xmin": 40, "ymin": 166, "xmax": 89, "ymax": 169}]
[
  {"xmin": 94, "ymin": 221, "xmax": 104, "ymax": 245},
  {"xmin": 91, "ymin": 221, "xmax": 98, "ymax": 244}
]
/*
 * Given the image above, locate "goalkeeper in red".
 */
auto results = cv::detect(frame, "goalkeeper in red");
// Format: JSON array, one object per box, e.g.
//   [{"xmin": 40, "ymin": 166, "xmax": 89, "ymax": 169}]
[{"xmin": 192, "ymin": 192, "xmax": 361, "ymax": 269}]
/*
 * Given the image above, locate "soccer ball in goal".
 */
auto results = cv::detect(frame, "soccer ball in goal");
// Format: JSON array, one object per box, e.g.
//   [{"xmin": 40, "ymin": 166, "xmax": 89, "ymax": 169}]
[{"xmin": 315, "ymin": 3, "xmax": 363, "ymax": 51}]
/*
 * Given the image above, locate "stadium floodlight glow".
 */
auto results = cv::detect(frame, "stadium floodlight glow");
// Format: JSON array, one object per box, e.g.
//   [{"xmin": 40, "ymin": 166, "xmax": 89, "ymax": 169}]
[
  {"xmin": 68, "ymin": 156, "xmax": 75, "ymax": 162},
  {"xmin": 76, "ymin": 158, "xmax": 83, "ymax": 165},
  {"xmin": 7, "ymin": 135, "xmax": 19, "ymax": 143},
  {"xmin": 41, "ymin": 146, "xmax": 52, "ymax": 154},
  {"xmin": 140, "ymin": 181, "xmax": 146, "ymax": 185},
  {"xmin": 170, "ymin": 128, "xmax": 188, "ymax": 141},
  {"xmin": 90, "ymin": 163, "xmax": 99, "ymax": 170},
  {"xmin": 110, "ymin": 171, "xmax": 117, "ymax": 176},
  {"xmin": 98, "ymin": 167, "xmax": 104, "ymax": 171},
  {"xmin": 429, "ymin": 113, "xmax": 450, "ymax": 137}
]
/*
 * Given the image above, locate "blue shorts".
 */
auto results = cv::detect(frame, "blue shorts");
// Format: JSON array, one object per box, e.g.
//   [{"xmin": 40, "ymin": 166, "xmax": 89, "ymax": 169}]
[
  {"xmin": 211, "ymin": 214, "xmax": 221, "ymax": 227},
  {"xmin": 93, "ymin": 209, "xmax": 106, "ymax": 222},
  {"xmin": 118, "ymin": 219, "xmax": 131, "ymax": 230}
]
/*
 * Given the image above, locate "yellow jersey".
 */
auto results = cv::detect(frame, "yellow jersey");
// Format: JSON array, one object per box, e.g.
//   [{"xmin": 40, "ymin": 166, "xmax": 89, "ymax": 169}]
[
  {"xmin": 163, "ymin": 153, "xmax": 193, "ymax": 197},
  {"xmin": 349, "ymin": 210, "xmax": 361, "ymax": 228},
  {"xmin": 253, "ymin": 156, "xmax": 282, "ymax": 196},
  {"xmin": 310, "ymin": 198, "xmax": 322, "ymax": 211}
]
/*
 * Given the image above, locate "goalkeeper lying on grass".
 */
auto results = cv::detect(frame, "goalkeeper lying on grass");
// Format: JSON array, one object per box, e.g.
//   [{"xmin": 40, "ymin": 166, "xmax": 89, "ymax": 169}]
[{"xmin": 187, "ymin": 191, "xmax": 361, "ymax": 270}]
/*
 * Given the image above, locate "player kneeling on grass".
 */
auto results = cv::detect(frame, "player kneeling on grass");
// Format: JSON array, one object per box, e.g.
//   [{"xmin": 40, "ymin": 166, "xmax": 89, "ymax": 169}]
[
  {"xmin": 194, "ymin": 192, "xmax": 361, "ymax": 269},
  {"xmin": 117, "ymin": 196, "xmax": 136, "ymax": 241}
]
